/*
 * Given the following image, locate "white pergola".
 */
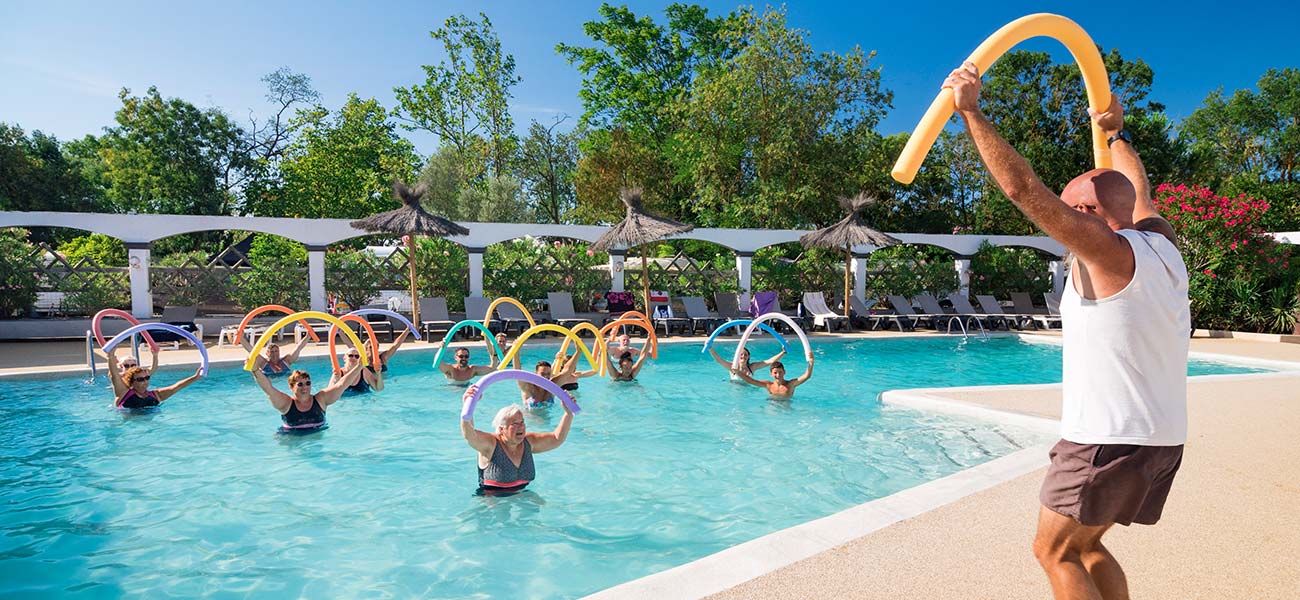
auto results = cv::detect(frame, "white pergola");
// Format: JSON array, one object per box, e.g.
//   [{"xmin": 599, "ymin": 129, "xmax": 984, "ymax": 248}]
[{"xmin": 3, "ymin": 211, "xmax": 1070, "ymax": 318}]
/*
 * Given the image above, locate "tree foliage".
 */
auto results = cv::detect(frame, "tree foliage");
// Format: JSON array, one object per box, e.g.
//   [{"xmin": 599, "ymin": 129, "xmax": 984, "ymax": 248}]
[
  {"xmin": 395, "ymin": 13, "xmax": 520, "ymax": 186},
  {"xmin": 266, "ymin": 94, "xmax": 420, "ymax": 219}
]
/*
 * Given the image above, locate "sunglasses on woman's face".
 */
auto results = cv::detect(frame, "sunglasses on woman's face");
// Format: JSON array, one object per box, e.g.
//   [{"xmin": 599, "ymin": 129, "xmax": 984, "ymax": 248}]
[
  {"xmin": 294, "ymin": 380, "xmax": 311, "ymax": 387},
  {"xmin": 132, "ymin": 375, "xmax": 150, "ymax": 383},
  {"xmin": 347, "ymin": 353, "xmax": 360, "ymax": 358}
]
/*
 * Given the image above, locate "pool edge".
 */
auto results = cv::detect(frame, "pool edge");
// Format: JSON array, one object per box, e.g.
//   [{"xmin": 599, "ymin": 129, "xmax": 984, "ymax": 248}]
[{"xmin": 584, "ymin": 391, "xmax": 1058, "ymax": 600}]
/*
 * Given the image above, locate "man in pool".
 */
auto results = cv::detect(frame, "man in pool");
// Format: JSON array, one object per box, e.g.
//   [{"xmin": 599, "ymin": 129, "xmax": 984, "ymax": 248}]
[
  {"xmin": 709, "ymin": 346, "xmax": 786, "ymax": 380},
  {"xmin": 732, "ymin": 353, "xmax": 813, "ymax": 399},
  {"xmin": 438, "ymin": 336, "xmax": 499, "ymax": 384},
  {"xmin": 944, "ymin": 62, "xmax": 1188, "ymax": 600}
]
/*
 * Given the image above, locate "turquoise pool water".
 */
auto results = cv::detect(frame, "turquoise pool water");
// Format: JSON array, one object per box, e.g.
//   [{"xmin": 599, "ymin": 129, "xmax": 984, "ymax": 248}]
[{"xmin": 0, "ymin": 336, "xmax": 1269, "ymax": 598}]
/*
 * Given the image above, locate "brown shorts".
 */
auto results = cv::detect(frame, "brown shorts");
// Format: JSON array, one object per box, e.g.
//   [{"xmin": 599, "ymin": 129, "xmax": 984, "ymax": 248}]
[{"xmin": 1039, "ymin": 439, "xmax": 1184, "ymax": 526}]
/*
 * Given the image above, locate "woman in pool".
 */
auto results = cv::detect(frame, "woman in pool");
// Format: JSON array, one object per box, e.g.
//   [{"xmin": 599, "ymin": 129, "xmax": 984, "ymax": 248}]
[
  {"xmin": 708, "ymin": 346, "xmax": 785, "ymax": 380},
  {"xmin": 607, "ymin": 350, "xmax": 650, "ymax": 382},
  {"xmin": 365, "ymin": 328, "xmax": 411, "ymax": 373},
  {"xmin": 253, "ymin": 362, "xmax": 363, "ymax": 433},
  {"xmin": 732, "ymin": 353, "xmax": 815, "ymax": 399},
  {"xmin": 243, "ymin": 336, "xmax": 309, "ymax": 377},
  {"xmin": 460, "ymin": 385, "xmax": 574, "ymax": 494},
  {"xmin": 330, "ymin": 345, "xmax": 384, "ymax": 394},
  {"xmin": 105, "ymin": 347, "xmax": 203, "ymax": 409},
  {"xmin": 494, "ymin": 332, "xmax": 513, "ymax": 358},
  {"xmin": 438, "ymin": 337, "xmax": 499, "ymax": 384},
  {"xmin": 549, "ymin": 348, "xmax": 596, "ymax": 392},
  {"xmin": 111, "ymin": 348, "xmax": 158, "ymax": 378}
]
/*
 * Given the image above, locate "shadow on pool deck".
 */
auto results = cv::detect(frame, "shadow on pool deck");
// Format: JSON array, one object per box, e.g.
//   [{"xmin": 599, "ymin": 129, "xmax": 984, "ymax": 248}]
[{"xmin": 697, "ymin": 340, "xmax": 1300, "ymax": 600}]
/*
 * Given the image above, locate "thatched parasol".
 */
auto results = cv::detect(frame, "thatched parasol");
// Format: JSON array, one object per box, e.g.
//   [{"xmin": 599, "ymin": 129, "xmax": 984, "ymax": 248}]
[
  {"xmin": 799, "ymin": 192, "xmax": 900, "ymax": 320},
  {"xmin": 350, "ymin": 181, "xmax": 469, "ymax": 326},
  {"xmin": 591, "ymin": 188, "xmax": 694, "ymax": 312}
]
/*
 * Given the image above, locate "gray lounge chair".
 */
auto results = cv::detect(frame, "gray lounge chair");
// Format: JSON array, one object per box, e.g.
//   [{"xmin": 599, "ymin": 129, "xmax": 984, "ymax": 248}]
[
  {"xmin": 801, "ymin": 292, "xmax": 850, "ymax": 332},
  {"xmin": 946, "ymin": 293, "xmax": 1009, "ymax": 330},
  {"xmin": 356, "ymin": 303, "xmax": 396, "ymax": 340},
  {"xmin": 419, "ymin": 297, "xmax": 456, "ymax": 340},
  {"xmin": 463, "ymin": 297, "xmax": 492, "ymax": 337},
  {"xmin": 916, "ymin": 293, "xmax": 975, "ymax": 331},
  {"xmin": 769, "ymin": 296, "xmax": 811, "ymax": 332},
  {"xmin": 680, "ymin": 296, "xmax": 724, "ymax": 335},
  {"xmin": 975, "ymin": 294, "xmax": 1031, "ymax": 330},
  {"xmin": 1041, "ymin": 292, "xmax": 1064, "ymax": 329},
  {"xmin": 714, "ymin": 292, "xmax": 747, "ymax": 321},
  {"xmin": 153, "ymin": 306, "xmax": 204, "ymax": 347},
  {"xmin": 649, "ymin": 298, "xmax": 690, "ymax": 337},
  {"xmin": 546, "ymin": 292, "xmax": 594, "ymax": 329},
  {"xmin": 848, "ymin": 296, "xmax": 882, "ymax": 330},
  {"xmin": 1012, "ymin": 292, "xmax": 1059, "ymax": 330},
  {"xmin": 495, "ymin": 301, "xmax": 536, "ymax": 335}
]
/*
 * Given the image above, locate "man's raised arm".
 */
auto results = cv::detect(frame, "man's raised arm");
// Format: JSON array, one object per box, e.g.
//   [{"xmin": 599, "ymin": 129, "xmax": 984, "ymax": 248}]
[
  {"xmin": 1089, "ymin": 95, "xmax": 1176, "ymax": 244},
  {"xmin": 946, "ymin": 62, "xmax": 1129, "ymax": 266}
]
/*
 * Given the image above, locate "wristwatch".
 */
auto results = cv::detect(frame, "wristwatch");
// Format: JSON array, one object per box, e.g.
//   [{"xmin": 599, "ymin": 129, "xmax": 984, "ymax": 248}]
[{"xmin": 1106, "ymin": 130, "xmax": 1132, "ymax": 147}]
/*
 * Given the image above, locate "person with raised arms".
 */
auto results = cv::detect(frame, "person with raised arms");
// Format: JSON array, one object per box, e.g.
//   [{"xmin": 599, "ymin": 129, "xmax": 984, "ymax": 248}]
[
  {"xmin": 111, "ymin": 347, "xmax": 158, "ymax": 379},
  {"xmin": 494, "ymin": 332, "xmax": 513, "ymax": 359},
  {"xmin": 943, "ymin": 61, "xmax": 1188, "ymax": 600},
  {"xmin": 550, "ymin": 348, "xmax": 597, "ymax": 392},
  {"xmin": 709, "ymin": 346, "xmax": 786, "ymax": 380},
  {"xmin": 330, "ymin": 344, "xmax": 384, "ymax": 394},
  {"xmin": 606, "ymin": 332, "xmax": 642, "ymax": 360},
  {"xmin": 365, "ymin": 328, "xmax": 410, "ymax": 373},
  {"xmin": 105, "ymin": 346, "xmax": 203, "ymax": 409},
  {"xmin": 242, "ymin": 336, "xmax": 309, "ymax": 377},
  {"xmin": 460, "ymin": 384, "xmax": 574, "ymax": 495},
  {"xmin": 732, "ymin": 353, "xmax": 813, "ymax": 399},
  {"xmin": 607, "ymin": 349, "xmax": 650, "ymax": 382},
  {"xmin": 438, "ymin": 336, "xmax": 499, "ymax": 384},
  {"xmin": 253, "ymin": 362, "xmax": 363, "ymax": 434}
]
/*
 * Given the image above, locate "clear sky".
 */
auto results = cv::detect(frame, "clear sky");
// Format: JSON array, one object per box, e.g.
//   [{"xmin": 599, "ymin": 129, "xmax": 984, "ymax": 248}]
[{"xmin": 2, "ymin": 0, "xmax": 1295, "ymax": 157}]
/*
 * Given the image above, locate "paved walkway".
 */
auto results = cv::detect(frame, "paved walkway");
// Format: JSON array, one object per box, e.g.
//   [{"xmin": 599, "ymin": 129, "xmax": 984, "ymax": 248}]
[{"xmin": 706, "ymin": 339, "xmax": 1300, "ymax": 600}]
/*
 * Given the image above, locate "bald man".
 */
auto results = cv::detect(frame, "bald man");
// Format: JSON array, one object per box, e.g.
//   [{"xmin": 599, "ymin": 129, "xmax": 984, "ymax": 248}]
[{"xmin": 945, "ymin": 62, "xmax": 1189, "ymax": 600}]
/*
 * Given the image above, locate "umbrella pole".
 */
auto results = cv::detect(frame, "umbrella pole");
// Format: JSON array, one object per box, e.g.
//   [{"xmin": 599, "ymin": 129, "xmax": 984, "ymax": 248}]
[
  {"xmin": 844, "ymin": 247, "xmax": 853, "ymax": 325},
  {"xmin": 641, "ymin": 244, "xmax": 651, "ymax": 314},
  {"xmin": 408, "ymin": 235, "xmax": 420, "ymax": 327}
]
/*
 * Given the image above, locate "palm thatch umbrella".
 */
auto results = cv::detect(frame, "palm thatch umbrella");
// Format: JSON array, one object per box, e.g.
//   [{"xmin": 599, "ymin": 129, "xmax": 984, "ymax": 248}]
[
  {"xmin": 350, "ymin": 181, "xmax": 469, "ymax": 326},
  {"xmin": 799, "ymin": 193, "xmax": 900, "ymax": 320},
  {"xmin": 591, "ymin": 188, "xmax": 694, "ymax": 312}
]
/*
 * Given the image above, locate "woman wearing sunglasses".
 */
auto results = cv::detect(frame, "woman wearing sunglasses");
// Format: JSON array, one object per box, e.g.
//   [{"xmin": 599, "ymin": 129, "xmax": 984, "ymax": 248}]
[
  {"xmin": 106, "ymin": 346, "xmax": 203, "ymax": 410},
  {"xmin": 330, "ymin": 346, "xmax": 384, "ymax": 394},
  {"xmin": 253, "ymin": 361, "xmax": 364, "ymax": 434}
]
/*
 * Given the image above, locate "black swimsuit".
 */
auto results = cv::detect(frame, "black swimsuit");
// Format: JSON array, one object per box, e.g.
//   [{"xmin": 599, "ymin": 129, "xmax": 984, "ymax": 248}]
[
  {"xmin": 117, "ymin": 389, "xmax": 160, "ymax": 409},
  {"xmin": 560, "ymin": 382, "xmax": 579, "ymax": 391},
  {"xmin": 280, "ymin": 396, "xmax": 327, "ymax": 432},
  {"xmin": 346, "ymin": 367, "xmax": 375, "ymax": 394}
]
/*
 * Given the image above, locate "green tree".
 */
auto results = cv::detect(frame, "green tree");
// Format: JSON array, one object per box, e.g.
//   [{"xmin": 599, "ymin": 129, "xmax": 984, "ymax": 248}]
[
  {"xmin": 518, "ymin": 117, "xmax": 580, "ymax": 223},
  {"xmin": 57, "ymin": 234, "xmax": 126, "ymax": 266},
  {"xmin": 1181, "ymin": 68, "xmax": 1300, "ymax": 230},
  {"xmin": 674, "ymin": 6, "xmax": 891, "ymax": 228},
  {"xmin": 559, "ymin": 3, "xmax": 737, "ymax": 217},
  {"xmin": 0, "ymin": 124, "xmax": 101, "ymax": 215},
  {"xmin": 269, "ymin": 95, "xmax": 420, "ymax": 219},
  {"xmin": 395, "ymin": 13, "xmax": 519, "ymax": 186},
  {"xmin": 966, "ymin": 49, "xmax": 1186, "ymax": 234},
  {"xmin": 92, "ymin": 87, "xmax": 250, "ymax": 216},
  {"xmin": 0, "ymin": 228, "xmax": 39, "ymax": 317}
]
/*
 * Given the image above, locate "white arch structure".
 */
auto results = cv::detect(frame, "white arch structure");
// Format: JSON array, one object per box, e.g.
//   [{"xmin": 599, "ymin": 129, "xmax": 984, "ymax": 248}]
[{"xmin": 3, "ymin": 210, "xmax": 1068, "ymax": 317}]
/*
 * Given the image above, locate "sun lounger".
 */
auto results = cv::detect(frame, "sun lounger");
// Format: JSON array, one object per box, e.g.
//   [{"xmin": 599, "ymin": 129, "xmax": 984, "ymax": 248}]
[
  {"xmin": 848, "ymin": 296, "xmax": 882, "ymax": 330},
  {"xmin": 802, "ymin": 292, "xmax": 851, "ymax": 332},
  {"xmin": 884, "ymin": 295, "xmax": 941, "ymax": 331},
  {"xmin": 946, "ymin": 293, "xmax": 1010, "ymax": 330},
  {"xmin": 975, "ymin": 295, "xmax": 1031, "ymax": 330},
  {"xmin": 713, "ymin": 292, "xmax": 747, "ymax": 321},
  {"xmin": 680, "ymin": 296, "xmax": 724, "ymax": 335},
  {"xmin": 418, "ymin": 297, "xmax": 456, "ymax": 340},
  {"xmin": 463, "ymin": 296, "xmax": 492, "ymax": 337},
  {"xmin": 151, "ymin": 306, "xmax": 204, "ymax": 348},
  {"xmin": 547, "ymin": 292, "xmax": 594, "ymax": 329},
  {"xmin": 649, "ymin": 299, "xmax": 690, "ymax": 337},
  {"xmin": 1012, "ymin": 292, "xmax": 1059, "ymax": 330}
]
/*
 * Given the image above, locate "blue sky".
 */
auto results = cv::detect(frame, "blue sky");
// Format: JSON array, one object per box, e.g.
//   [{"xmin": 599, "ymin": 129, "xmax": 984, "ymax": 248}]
[{"xmin": 1, "ymin": 0, "xmax": 1294, "ymax": 157}]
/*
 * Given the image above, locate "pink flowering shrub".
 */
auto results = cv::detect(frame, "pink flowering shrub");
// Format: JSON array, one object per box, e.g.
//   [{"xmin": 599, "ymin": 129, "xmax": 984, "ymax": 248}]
[{"xmin": 1155, "ymin": 184, "xmax": 1298, "ymax": 332}]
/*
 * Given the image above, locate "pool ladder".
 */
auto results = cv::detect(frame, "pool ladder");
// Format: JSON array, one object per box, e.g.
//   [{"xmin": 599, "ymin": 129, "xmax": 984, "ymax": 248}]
[{"xmin": 946, "ymin": 316, "xmax": 988, "ymax": 341}]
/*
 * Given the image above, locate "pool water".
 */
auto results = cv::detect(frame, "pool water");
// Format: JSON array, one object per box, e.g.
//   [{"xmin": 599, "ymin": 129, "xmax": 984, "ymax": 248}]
[{"xmin": 0, "ymin": 336, "xmax": 1268, "ymax": 598}]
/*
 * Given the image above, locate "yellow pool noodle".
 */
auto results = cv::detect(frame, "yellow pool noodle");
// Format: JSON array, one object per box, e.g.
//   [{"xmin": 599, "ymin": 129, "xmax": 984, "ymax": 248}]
[{"xmin": 891, "ymin": 13, "xmax": 1113, "ymax": 184}]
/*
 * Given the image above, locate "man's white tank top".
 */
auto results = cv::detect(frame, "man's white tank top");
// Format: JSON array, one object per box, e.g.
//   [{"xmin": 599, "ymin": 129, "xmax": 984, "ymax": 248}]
[{"xmin": 1059, "ymin": 229, "xmax": 1190, "ymax": 446}]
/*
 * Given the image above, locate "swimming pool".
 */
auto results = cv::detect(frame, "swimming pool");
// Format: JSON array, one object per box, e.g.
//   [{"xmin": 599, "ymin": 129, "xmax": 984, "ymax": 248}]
[{"xmin": 0, "ymin": 336, "xmax": 1269, "ymax": 598}]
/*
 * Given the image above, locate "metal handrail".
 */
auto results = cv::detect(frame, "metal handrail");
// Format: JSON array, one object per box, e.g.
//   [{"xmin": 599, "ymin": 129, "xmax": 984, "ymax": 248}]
[
  {"xmin": 946, "ymin": 316, "xmax": 968, "ymax": 340},
  {"xmin": 85, "ymin": 329, "xmax": 96, "ymax": 378}
]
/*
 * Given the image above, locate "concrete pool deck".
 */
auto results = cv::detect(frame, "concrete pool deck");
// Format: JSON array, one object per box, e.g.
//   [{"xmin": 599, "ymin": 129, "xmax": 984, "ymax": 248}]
[
  {"xmin": 3, "ymin": 332, "xmax": 1298, "ymax": 599},
  {"xmin": 696, "ymin": 338, "xmax": 1300, "ymax": 600}
]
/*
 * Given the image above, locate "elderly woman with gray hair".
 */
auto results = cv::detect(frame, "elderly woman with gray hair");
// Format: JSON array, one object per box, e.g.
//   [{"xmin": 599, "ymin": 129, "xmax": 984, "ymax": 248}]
[{"xmin": 459, "ymin": 385, "xmax": 575, "ymax": 494}]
